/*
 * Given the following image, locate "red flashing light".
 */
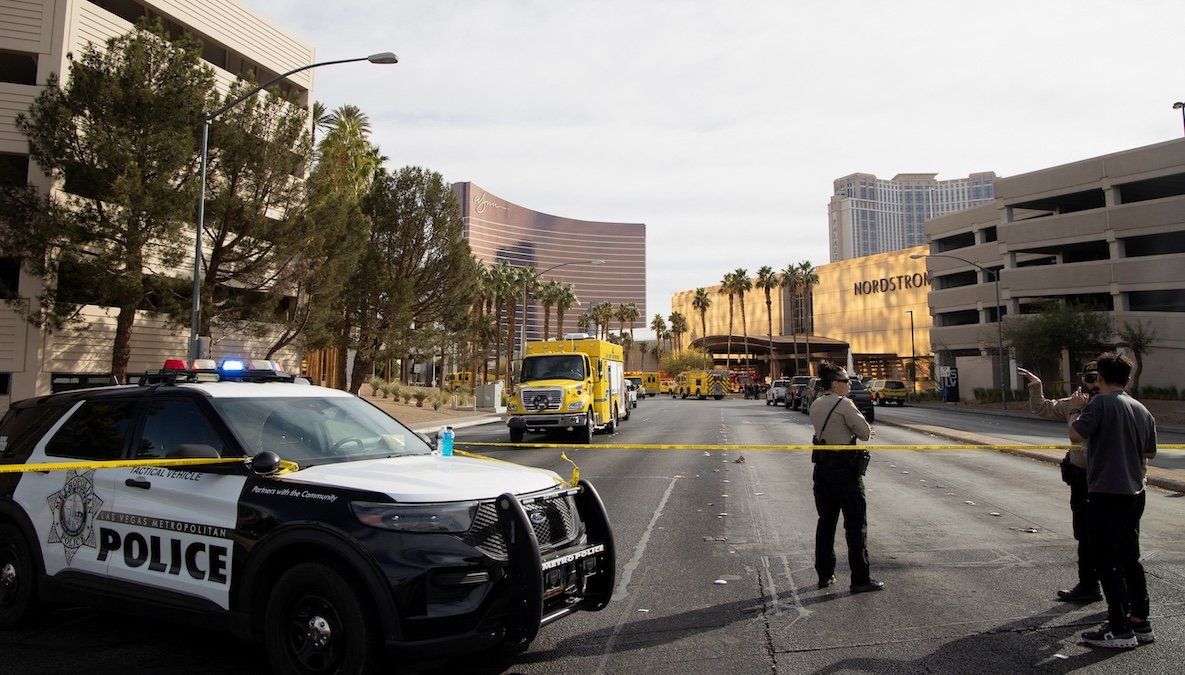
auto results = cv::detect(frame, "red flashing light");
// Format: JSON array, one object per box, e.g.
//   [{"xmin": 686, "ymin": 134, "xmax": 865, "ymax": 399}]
[{"xmin": 162, "ymin": 358, "xmax": 188, "ymax": 370}]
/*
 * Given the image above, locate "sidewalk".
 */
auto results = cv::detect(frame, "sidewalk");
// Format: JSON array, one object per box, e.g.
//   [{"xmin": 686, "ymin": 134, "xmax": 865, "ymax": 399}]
[
  {"xmin": 908, "ymin": 399, "xmax": 1185, "ymax": 433},
  {"xmin": 363, "ymin": 395, "xmax": 505, "ymax": 435},
  {"xmin": 877, "ymin": 414, "xmax": 1185, "ymax": 494}
]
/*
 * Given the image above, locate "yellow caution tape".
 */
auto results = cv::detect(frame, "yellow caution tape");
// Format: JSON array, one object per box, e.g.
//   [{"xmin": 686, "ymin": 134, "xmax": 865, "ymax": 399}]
[
  {"xmin": 454, "ymin": 449, "xmax": 569, "ymax": 487},
  {"xmin": 0, "ymin": 457, "xmax": 247, "ymax": 474},
  {"xmin": 457, "ymin": 441, "xmax": 1185, "ymax": 452},
  {"xmin": 560, "ymin": 452, "xmax": 581, "ymax": 485}
]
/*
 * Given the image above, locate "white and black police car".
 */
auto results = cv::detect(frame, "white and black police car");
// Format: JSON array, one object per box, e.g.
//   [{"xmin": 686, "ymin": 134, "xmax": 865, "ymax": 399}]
[{"xmin": 0, "ymin": 358, "xmax": 615, "ymax": 673}]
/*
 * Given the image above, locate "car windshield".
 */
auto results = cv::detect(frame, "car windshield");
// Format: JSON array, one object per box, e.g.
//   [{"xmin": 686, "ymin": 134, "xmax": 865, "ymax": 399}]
[
  {"xmin": 886, "ymin": 381, "xmax": 905, "ymax": 389},
  {"xmin": 849, "ymin": 380, "xmax": 866, "ymax": 390},
  {"xmin": 521, "ymin": 355, "xmax": 586, "ymax": 382},
  {"xmin": 773, "ymin": 380, "xmax": 789, "ymax": 387},
  {"xmin": 791, "ymin": 376, "xmax": 810, "ymax": 385},
  {"xmin": 212, "ymin": 397, "xmax": 431, "ymax": 467},
  {"xmin": 627, "ymin": 377, "xmax": 643, "ymax": 386}
]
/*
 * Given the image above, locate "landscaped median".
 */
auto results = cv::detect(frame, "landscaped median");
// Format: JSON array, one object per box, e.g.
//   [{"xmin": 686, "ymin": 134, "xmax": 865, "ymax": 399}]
[{"xmin": 876, "ymin": 416, "xmax": 1185, "ymax": 494}]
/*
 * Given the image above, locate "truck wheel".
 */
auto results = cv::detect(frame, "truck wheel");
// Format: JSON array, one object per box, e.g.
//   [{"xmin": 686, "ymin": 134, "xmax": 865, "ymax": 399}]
[
  {"xmin": 622, "ymin": 402, "xmax": 631, "ymax": 422},
  {"xmin": 510, "ymin": 427, "xmax": 525, "ymax": 443},
  {"xmin": 573, "ymin": 411, "xmax": 594, "ymax": 444},
  {"xmin": 0, "ymin": 523, "xmax": 38, "ymax": 630},
  {"xmin": 606, "ymin": 409, "xmax": 618, "ymax": 434},
  {"xmin": 264, "ymin": 562, "xmax": 382, "ymax": 675}
]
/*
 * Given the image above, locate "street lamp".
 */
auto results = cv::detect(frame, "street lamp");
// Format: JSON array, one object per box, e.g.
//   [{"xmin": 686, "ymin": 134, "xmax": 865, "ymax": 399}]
[
  {"xmin": 905, "ymin": 309, "xmax": 916, "ymax": 391},
  {"xmin": 188, "ymin": 52, "xmax": 399, "ymax": 361},
  {"xmin": 911, "ymin": 252, "xmax": 1007, "ymax": 410},
  {"xmin": 1174, "ymin": 102, "xmax": 1185, "ymax": 137},
  {"xmin": 518, "ymin": 259, "xmax": 605, "ymax": 364}
]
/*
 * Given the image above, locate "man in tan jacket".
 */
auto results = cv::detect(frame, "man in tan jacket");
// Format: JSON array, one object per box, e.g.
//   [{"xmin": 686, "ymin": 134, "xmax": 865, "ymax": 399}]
[
  {"xmin": 809, "ymin": 361, "xmax": 882, "ymax": 593},
  {"xmin": 1018, "ymin": 363, "xmax": 1102, "ymax": 604}
]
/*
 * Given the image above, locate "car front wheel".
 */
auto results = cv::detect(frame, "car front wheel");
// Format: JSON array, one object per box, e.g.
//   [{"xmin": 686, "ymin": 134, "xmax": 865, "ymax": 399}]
[
  {"xmin": 264, "ymin": 562, "xmax": 382, "ymax": 675},
  {"xmin": 0, "ymin": 523, "xmax": 38, "ymax": 630}
]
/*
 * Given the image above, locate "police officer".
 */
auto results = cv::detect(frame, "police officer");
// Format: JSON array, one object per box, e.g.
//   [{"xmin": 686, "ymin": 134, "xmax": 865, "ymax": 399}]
[
  {"xmin": 1018, "ymin": 362, "xmax": 1102, "ymax": 604},
  {"xmin": 809, "ymin": 361, "xmax": 883, "ymax": 593}
]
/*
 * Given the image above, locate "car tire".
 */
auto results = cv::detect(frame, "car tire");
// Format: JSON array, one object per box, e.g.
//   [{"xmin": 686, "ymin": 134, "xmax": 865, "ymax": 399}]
[
  {"xmin": 510, "ymin": 426, "xmax": 525, "ymax": 443},
  {"xmin": 866, "ymin": 408, "xmax": 876, "ymax": 423},
  {"xmin": 264, "ymin": 562, "xmax": 382, "ymax": 675},
  {"xmin": 0, "ymin": 523, "xmax": 38, "ymax": 630}
]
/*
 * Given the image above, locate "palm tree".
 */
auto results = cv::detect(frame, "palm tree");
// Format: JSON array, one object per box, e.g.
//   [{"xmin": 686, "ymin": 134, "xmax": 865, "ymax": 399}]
[
  {"xmin": 732, "ymin": 268, "xmax": 753, "ymax": 368},
  {"xmin": 718, "ymin": 272, "xmax": 737, "ymax": 372},
  {"xmin": 593, "ymin": 302, "xmax": 615, "ymax": 340},
  {"xmin": 619, "ymin": 302, "xmax": 639, "ymax": 341},
  {"xmin": 539, "ymin": 281, "xmax": 560, "ymax": 340},
  {"xmin": 692, "ymin": 288, "xmax": 712, "ymax": 343},
  {"xmin": 506, "ymin": 267, "xmax": 539, "ymax": 391},
  {"xmin": 319, "ymin": 104, "xmax": 381, "ymax": 199},
  {"xmin": 756, "ymin": 266, "xmax": 780, "ymax": 378},
  {"xmin": 311, "ymin": 100, "xmax": 334, "ymax": 149},
  {"xmin": 650, "ymin": 314, "xmax": 667, "ymax": 370},
  {"xmin": 781, "ymin": 263, "xmax": 802, "ymax": 375},
  {"xmin": 638, "ymin": 341, "xmax": 650, "ymax": 371},
  {"xmin": 490, "ymin": 261, "xmax": 516, "ymax": 385},
  {"xmin": 669, "ymin": 312, "xmax": 688, "ymax": 353},
  {"xmin": 798, "ymin": 260, "xmax": 820, "ymax": 376},
  {"xmin": 555, "ymin": 283, "xmax": 578, "ymax": 337},
  {"xmin": 576, "ymin": 311, "xmax": 593, "ymax": 334}
]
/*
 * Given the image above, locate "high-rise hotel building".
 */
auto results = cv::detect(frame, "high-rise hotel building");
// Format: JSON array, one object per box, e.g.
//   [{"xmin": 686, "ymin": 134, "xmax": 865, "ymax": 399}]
[
  {"xmin": 453, "ymin": 182, "xmax": 646, "ymax": 352},
  {"xmin": 828, "ymin": 171, "xmax": 997, "ymax": 261}
]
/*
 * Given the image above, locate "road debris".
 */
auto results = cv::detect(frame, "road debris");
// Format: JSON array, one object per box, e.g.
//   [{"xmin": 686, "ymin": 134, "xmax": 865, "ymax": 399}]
[
  {"xmin": 733, "ymin": 456, "xmax": 746, "ymax": 464},
  {"xmin": 714, "ymin": 579, "xmax": 728, "ymax": 585}
]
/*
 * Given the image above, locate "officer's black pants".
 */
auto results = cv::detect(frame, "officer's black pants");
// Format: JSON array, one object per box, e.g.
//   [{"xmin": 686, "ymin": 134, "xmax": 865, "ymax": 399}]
[
  {"xmin": 1065, "ymin": 463, "xmax": 1098, "ymax": 588},
  {"xmin": 813, "ymin": 462, "xmax": 870, "ymax": 584}
]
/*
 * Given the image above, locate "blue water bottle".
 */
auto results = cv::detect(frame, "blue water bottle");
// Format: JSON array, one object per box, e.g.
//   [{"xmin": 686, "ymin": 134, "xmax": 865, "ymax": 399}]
[{"xmin": 441, "ymin": 426, "xmax": 455, "ymax": 457}]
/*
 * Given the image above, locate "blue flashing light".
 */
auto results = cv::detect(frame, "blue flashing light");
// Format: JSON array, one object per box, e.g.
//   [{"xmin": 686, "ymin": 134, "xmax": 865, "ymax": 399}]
[{"xmin": 221, "ymin": 359, "xmax": 246, "ymax": 372}]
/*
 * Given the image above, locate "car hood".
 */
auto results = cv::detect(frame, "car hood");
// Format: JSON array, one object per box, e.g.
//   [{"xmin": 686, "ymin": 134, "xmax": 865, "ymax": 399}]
[{"xmin": 284, "ymin": 455, "xmax": 565, "ymax": 502}]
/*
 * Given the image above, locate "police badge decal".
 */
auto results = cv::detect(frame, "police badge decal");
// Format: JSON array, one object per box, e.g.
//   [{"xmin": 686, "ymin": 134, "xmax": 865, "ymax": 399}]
[{"xmin": 47, "ymin": 469, "xmax": 105, "ymax": 564}]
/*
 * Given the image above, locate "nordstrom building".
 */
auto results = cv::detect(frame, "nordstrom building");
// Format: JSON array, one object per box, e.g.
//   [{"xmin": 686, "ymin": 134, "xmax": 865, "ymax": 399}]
[
  {"xmin": 0, "ymin": 0, "xmax": 313, "ymax": 411},
  {"xmin": 924, "ymin": 138, "xmax": 1185, "ymax": 399}
]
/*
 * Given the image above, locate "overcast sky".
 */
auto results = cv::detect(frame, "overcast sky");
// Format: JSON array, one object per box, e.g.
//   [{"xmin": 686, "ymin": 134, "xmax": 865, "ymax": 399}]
[{"xmin": 244, "ymin": 0, "xmax": 1185, "ymax": 335}]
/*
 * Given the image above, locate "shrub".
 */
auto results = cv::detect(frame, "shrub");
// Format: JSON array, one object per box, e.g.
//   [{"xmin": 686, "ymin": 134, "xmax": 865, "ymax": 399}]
[
  {"xmin": 413, "ymin": 391, "xmax": 429, "ymax": 407},
  {"xmin": 431, "ymin": 393, "xmax": 445, "ymax": 410},
  {"xmin": 401, "ymin": 391, "xmax": 413, "ymax": 404},
  {"xmin": 386, "ymin": 383, "xmax": 401, "ymax": 400},
  {"xmin": 368, "ymin": 376, "xmax": 383, "ymax": 397}
]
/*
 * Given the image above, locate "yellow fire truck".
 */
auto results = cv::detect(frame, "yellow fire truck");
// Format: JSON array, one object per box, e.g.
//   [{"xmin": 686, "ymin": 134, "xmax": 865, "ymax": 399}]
[
  {"xmin": 675, "ymin": 369, "xmax": 728, "ymax": 400},
  {"xmin": 625, "ymin": 371, "xmax": 661, "ymax": 397},
  {"xmin": 508, "ymin": 334, "xmax": 626, "ymax": 443}
]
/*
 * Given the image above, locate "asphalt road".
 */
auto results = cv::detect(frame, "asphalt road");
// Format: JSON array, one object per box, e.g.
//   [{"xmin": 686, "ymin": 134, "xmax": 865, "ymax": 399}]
[{"xmin": 5, "ymin": 397, "xmax": 1183, "ymax": 673}]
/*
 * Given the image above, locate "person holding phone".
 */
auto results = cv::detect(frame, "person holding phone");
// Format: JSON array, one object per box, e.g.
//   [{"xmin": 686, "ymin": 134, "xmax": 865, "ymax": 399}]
[{"xmin": 1017, "ymin": 361, "xmax": 1101, "ymax": 604}]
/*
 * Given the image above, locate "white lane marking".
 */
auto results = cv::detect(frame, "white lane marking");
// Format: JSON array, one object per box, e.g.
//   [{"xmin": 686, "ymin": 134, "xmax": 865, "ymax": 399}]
[{"xmin": 596, "ymin": 475, "xmax": 680, "ymax": 674}]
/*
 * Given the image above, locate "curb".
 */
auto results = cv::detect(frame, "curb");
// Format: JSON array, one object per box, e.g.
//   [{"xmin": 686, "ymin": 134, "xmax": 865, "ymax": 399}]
[
  {"xmin": 411, "ymin": 416, "xmax": 504, "ymax": 435},
  {"xmin": 877, "ymin": 417, "xmax": 1185, "ymax": 494}
]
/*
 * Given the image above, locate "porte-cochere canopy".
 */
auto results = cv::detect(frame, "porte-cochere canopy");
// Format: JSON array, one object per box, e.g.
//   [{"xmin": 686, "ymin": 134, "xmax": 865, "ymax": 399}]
[{"xmin": 688, "ymin": 334, "xmax": 850, "ymax": 378}]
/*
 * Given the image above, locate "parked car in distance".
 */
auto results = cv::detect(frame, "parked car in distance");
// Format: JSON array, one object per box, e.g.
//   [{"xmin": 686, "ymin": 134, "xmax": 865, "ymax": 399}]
[
  {"xmin": 766, "ymin": 379, "xmax": 790, "ymax": 405},
  {"xmin": 785, "ymin": 375, "xmax": 811, "ymax": 409},
  {"xmin": 848, "ymin": 377, "xmax": 876, "ymax": 423},
  {"xmin": 798, "ymin": 376, "xmax": 822, "ymax": 413},
  {"xmin": 868, "ymin": 379, "xmax": 908, "ymax": 406}
]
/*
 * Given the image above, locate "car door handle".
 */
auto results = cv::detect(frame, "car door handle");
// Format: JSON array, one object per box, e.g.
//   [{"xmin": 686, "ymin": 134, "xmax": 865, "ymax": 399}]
[{"xmin": 125, "ymin": 478, "xmax": 151, "ymax": 490}]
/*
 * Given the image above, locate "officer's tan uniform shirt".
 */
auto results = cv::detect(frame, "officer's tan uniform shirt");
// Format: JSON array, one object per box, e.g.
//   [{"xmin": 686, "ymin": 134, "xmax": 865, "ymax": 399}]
[
  {"xmin": 1028, "ymin": 383, "xmax": 1087, "ymax": 469},
  {"xmin": 809, "ymin": 392, "xmax": 872, "ymax": 445}
]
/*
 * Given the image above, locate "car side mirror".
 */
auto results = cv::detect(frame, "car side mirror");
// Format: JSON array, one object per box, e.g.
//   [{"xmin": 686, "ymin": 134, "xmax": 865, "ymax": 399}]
[
  {"xmin": 251, "ymin": 450, "xmax": 282, "ymax": 475},
  {"xmin": 166, "ymin": 444, "xmax": 220, "ymax": 459}
]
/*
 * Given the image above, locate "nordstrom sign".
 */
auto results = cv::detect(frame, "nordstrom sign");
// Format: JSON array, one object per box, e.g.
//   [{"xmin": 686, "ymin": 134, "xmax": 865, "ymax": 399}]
[{"xmin": 853, "ymin": 272, "xmax": 930, "ymax": 296}]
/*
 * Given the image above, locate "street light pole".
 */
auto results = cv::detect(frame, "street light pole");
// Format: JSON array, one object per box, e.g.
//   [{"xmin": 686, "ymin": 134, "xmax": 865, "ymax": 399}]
[
  {"xmin": 912, "ymin": 252, "xmax": 1007, "ymax": 411},
  {"xmin": 516, "ymin": 258, "xmax": 605, "ymax": 367},
  {"xmin": 1174, "ymin": 102, "xmax": 1185, "ymax": 136},
  {"xmin": 188, "ymin": 52, "xmax": 398, "ymax": 362},
  {"xmin": 906, "ymin": 309, "xmax": 916, "ymax": 390}
]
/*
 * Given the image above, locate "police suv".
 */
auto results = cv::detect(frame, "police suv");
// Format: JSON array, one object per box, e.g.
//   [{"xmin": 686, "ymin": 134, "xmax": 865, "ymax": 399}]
[{"xmin": 0, "ymin": 359, "xmax": 615, "ymax": 673}]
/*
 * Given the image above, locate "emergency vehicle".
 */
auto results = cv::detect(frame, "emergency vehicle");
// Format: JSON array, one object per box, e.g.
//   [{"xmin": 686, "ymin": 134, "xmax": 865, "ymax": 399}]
[
  {"xmin": 507, "ymin": 335, "xmax": 626, "ymax": 444},
  {"xmin": 444, "ymin": 371, "xmax": 474, "ymax": 389},
  {"xmin": 0, "ymin": 358, "xmax": 615, "ymax": 672},
  {"xmin": 674, "ymin": 370, "xmax": 728, "ymax": 400},
  {"xmin": 624, "ymin": 372, "xmax": 660, "ymax": 398}
]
